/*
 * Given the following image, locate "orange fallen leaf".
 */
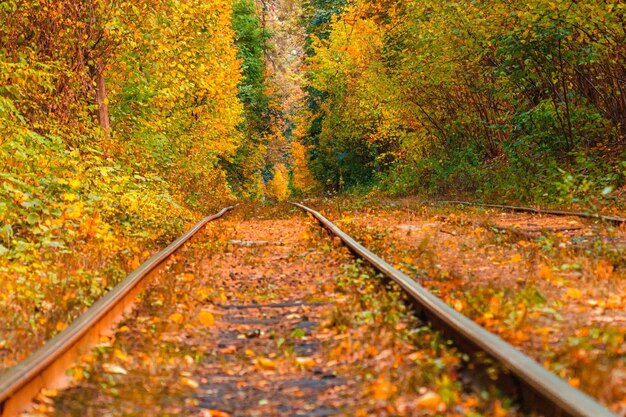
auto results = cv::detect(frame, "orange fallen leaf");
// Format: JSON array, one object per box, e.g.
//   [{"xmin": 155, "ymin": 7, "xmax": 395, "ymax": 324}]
[
  {"xmin": 538, "ymin": 265, "xmax": 555, "ymax": 281},
  {"xmin": 415, "ymin": 390, "xmax": 441, "ymax": 410},
  {"xmin": 220, "ymin": 345, "xmax": 237, "ymax": 354},
  {"xmin": 168, "ymin": 312, "xmax": 184, "ymax": 324},
  {"xmin": 180, "ymin": 376, "xmax": 199, "ymax": 389},
  {"xmin": 206, "ymin": 411, "xmax": 231, "ymax": 417},
  {"xmin": 256, "ymin": 357, "xmax": 276, "ymax": 370},
  {"xmin": 113, "ymin": 349, "xmax": 129, "ymax": 363},
  {"xmin": 198, "ymin": 311, "xmax": 215, "ymax": 327},
  {"xmin": 372, "ymin": 375, "xmax": 396, "ymax": 401},
  {"xmin": 595, "ymin": 260, "xmax": 614, "ymax": 280}
]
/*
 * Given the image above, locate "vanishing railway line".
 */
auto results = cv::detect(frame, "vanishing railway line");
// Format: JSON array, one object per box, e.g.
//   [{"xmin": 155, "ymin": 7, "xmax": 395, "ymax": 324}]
[{"xmin": 0, "ymin": 203, "xmax": 619, "ymax": 417}]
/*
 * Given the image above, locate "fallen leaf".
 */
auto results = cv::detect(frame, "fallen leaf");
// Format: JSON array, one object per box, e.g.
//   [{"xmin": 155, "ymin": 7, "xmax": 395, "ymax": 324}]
[
  {"xmin": 295, "ymin": 357, "xmax": 315, "ymax": 369},
  {"xmin": 168, "ymin": 312, "xmax": 184, "ymax": 324},
  {"xmin": 372, "ymin": 375, "xmax": 396, "ymax": 401},
  {"xmin": 180, "ymin": 376, "xmax": 199, "ymax": 389},
  {"xmin": 102, "ymin": 363, "xmax": 127, "ymax": 375},
  {"xmin": 595, "ymin": 260, "xmax": 614, "ymax": 280},
  {"xmin": 415, "ymin": 390, "xmax": 441, "ymax": 410},
  {"xmin": 538, "ymin": 265, "xmax": 555, "ymax": 281},
  {"xmin": 198, "ymin": 311, "xmax": 215, "ymax": 327},
  {"xmin": 256, "ymin": 357, "xmax": 276, "ymax": 370},
  {"xmin": 113, "ymin": 349, "xmax": 129, "ymax": 363},
  {"xmin": 203, "ymin": 411, "xmax": 231, "ymax": 417},
  {"xmin": 41, "ymin": 389, "xmax": 58, "ymax": 397},
  {"xmin": 220, "ymin": 345, "xmax": 237, "ymax": 354},
  {"xmin": 566, "ymin": 288, "xmax": 583, "ymax": 299}
]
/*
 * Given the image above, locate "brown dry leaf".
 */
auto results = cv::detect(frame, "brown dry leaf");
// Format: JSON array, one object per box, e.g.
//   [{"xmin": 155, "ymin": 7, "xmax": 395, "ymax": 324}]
[{"xmin": 198, "ymin": 310, "xmax": 215, "ymax": 327}]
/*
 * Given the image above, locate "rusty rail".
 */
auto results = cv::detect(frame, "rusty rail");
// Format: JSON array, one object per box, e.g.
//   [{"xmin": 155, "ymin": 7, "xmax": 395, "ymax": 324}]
[
  {"xmin": 292, "ymin": 202, "xmax": 616, "ymax": 417},
  {"xmin": 437, "ymin": 200, "xmax": 626, "ymax": 224},
  {"xmin": 0, "ymin": 205, "xmax": 236, "ymax": 417}
]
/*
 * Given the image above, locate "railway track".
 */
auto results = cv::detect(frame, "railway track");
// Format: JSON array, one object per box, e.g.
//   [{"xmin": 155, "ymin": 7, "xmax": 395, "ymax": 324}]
[
  {"xmin": 435, "ymin": 200, "xmax": 626, "ymax": 224},
  {"xmin": 0, "ymin": 203, "xmax": 618, "ymax": 416},
  {"xmin": 0, "ymin": 206, "xmax": 236, "ymax": 416}
]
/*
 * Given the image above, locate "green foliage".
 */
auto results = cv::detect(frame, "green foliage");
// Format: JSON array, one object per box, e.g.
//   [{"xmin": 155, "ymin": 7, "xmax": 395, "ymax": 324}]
[
  {"xmin": 303, "ymin": 0, "xmax": 626, "ymax": 207},
  {"xmin": 228, "ymin": 0, "xmax": 272, "ymax": 198}
]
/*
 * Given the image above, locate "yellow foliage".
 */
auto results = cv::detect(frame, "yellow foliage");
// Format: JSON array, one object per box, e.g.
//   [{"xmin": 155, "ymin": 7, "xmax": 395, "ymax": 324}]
[
  {"xmin": 265, "ymin": 164, "xmax": 291, "ymax": 201},
  {"xmin": 291, "ymin": 141, "xmax": 319, "ymax": 194}
]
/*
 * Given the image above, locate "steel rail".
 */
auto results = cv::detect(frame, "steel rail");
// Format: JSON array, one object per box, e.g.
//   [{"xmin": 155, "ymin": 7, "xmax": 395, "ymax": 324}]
[
  {"xmin": 292, "ymin": 202, "xmax": 616, "ymax": 417},
  {"xmin": 436, "ymin": 200, "xmax": 626, "ymax": 224},
  {"xmin": 0, "ymin": 205, "xmax": 236, "ymax": 417}
]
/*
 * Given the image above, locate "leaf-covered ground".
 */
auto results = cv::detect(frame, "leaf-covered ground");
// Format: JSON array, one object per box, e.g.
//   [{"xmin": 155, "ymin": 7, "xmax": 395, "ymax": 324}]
[
  {"xmin": 308, "ymin": 197, "xmax": 626, "ymax": 414},
  {"xmin": 25, "ymin": 204, "xmax": 520, "ymax": 417}
]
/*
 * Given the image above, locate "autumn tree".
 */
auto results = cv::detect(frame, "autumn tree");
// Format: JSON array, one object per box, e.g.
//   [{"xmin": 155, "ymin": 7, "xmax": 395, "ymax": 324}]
[{"xmin": 303, "ymin": 0, "xmax": 626, "ymax": 203}]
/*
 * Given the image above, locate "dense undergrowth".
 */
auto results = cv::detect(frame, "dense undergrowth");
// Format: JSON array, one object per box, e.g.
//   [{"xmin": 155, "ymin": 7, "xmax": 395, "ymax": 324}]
[
  {"xmin": 300, "ymin": 0, "xmax": 626, "ymax": 210},
  {"xmin": 0, "ymin": 0, "xmax": 261, "ymax": 364}
]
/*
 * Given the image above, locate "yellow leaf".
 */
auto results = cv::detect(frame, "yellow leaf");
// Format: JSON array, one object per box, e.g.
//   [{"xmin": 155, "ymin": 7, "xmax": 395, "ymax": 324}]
[
  {"xmin": 168, "ymin": 312, "xmax": 184, "ymax": 324},
  {"xmin": 62, "ymin": 193, "xmax": 78, "ymax": 202},
  {"xmin": 295, "ymin": 357, "xmax": 315, "ymax": 369},
  {"xmin": 56, "ymin": 321, "xmax": 67, "ymax": 332},
  {"xmin": 198, "ymin": 311, "xmax": 215, "ymax": 327},
  {"xmin": 41, "ymin": 389, "xmax": 58, "ymax": 398},
  {"xmin": 566, "ymin": 288, "xmax": 583, "ymax": 299},
  {"xmin": 113, "ymin": 349, "xmax": 130, "ymax": 363},
  {"xmin": 72, "ymin": 367, "xmax": 84, "ymax": 382},
  {"xmin": 256, "ymin": 357, "xmax": 276, "ymax": 370}
]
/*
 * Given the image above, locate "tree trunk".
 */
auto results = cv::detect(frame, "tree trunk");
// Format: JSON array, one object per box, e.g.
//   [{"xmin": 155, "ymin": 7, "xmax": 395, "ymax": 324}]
[{"xmin": 95, "ymin": 61, "xmax": 110, "ymax": 132}]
